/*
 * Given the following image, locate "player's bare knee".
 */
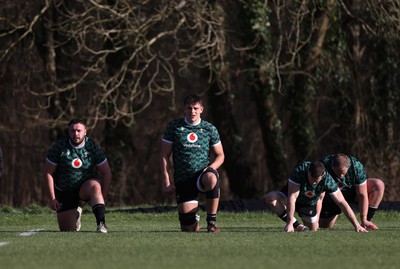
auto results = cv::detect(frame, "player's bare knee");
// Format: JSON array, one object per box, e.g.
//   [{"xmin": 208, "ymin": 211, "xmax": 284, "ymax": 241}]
[
  {"xmin": 180, "ymin": 223, "xmax": 198, "ymax": 232},
  {"xmin": 264, "ymin": 192, "xmax": 278, "ymax": 207},
  {"xmin": 59, "ymin": 226, "xmax": 76, "ymax": 232},
  {"xmin": 376, "ymin": 179, "xmax": 385, "ymax": 192},
  {"xmin": 264, "ymin": 192, "xmax": 273, "ymax": 202},
  {"xmin": 368, "ymin": 178, "xmax": 385, "ymax": 192},
  {"xmin": 58, "ymin": 220, "xmax": 77, "ymax": 232},
  {"xmin": 198, "ymin": 167, "xmax": 219, "ymax": 191},
  {"xmin": 201, "ymin": 173, "xmax": 217, "ymax": 190},
  {"xmin": 90, "ymin": 182, "xmax": 102, "ymax": 195},
  {"xmin": 198, "ymin": 168, "xmax": 220, "ymax": 199}
]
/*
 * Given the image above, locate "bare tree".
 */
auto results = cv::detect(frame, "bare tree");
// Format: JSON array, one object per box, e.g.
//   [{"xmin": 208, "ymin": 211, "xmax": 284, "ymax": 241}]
[
  {"xmin": 0, "ymin": 0, "xmax": 226, "ymax": 129},
  {"xmin": 0, "ymin": 0, "xmax": 229, "ymax": 206}
]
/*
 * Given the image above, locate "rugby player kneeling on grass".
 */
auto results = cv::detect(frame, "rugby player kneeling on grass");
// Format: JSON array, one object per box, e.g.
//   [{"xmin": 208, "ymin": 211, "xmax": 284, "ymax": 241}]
[
  {"xmin": 44, "ymin": 118, "xmax": 112, "ymax": 233},
  {"xmin": 161, "ymin": 94, "xmax": 225, "ymax": 233}
]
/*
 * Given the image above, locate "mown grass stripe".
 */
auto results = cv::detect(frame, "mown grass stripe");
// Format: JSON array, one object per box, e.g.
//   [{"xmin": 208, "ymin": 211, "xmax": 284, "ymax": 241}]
[{"xmin": 19, "ymin": 229, "xmax": 44, "ymax": 236}]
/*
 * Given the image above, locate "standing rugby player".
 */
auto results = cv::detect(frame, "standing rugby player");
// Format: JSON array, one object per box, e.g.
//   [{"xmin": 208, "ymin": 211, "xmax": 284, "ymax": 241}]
[
  {"xmin": 161, "ymin": 94, "xmax": 225, "ymax": 232},
  {"xmin": 44, "ymin": 119, "xmax": 112, "ymax": 233}
]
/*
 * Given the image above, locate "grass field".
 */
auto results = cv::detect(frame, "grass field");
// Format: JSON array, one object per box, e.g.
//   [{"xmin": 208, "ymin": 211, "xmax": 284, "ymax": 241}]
[{"xmin": 1, "ymin": 205, "xmax": 400, "ymax": 269}]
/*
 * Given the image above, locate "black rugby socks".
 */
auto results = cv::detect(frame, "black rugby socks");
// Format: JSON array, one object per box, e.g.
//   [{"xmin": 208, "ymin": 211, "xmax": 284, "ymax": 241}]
[
  {"xmin": 207, "ymin": 213, "xmax": 217, "ymax": 225},
  {"xmin": 92, "ymin": 204, "xmax": 106, "ymax": 225},
  {"xmin": 367, "ymin": 206, "xmax": 377, "ymax": 221},
  {"xmin": 278, "ymin": 211, "xmax": 301, "ymax": 228}
]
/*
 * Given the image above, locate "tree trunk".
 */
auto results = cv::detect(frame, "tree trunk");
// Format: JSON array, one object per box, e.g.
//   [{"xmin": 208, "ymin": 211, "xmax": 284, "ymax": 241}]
[
  {"xmin": 208, "ymin": 84, "xmax": 258, "ymax": 198},
  {"xmin": 288, "ymin": 0, "xmax": 335, "ymax": 160}
]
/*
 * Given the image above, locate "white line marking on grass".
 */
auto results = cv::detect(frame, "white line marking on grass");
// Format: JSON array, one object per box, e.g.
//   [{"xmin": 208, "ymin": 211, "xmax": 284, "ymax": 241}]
[
  {"xmin": 19, "ymin": 229, "xmax": 44, "ymax": 236},
  {"xmin": 0, "ymin": 241, "xmax": 9, "ymax": 247}
]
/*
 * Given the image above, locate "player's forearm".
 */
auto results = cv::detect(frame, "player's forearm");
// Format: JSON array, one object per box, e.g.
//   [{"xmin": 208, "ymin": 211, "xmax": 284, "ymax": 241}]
[
  {"xmin": 210, "ymin": 154, "xmax": 224, "ymax": 170},
  {"xmin": 45, "ymin": 174, "xmax": 56, "ymax": 200},
  {"xmin": 102, "ymin": 174, "xmax": 111, "ymax": 198},
  {"xmin": 44, "ymin": 161, "xmax": 57, "ymax": 200},
  {"xmin": 286, "ymin": 198, "xmax": 296, "ymax": 224},
  {"xmin": 160, "ymin": 156, "xmax": 171, "ymax": 185},
  {"xmin": 161, "ymin": 171, "xmax": 171, "ymax": 188},
  {"xmin": 160, "ymin": 142, "xmax": 173, "ymax": 180},
  {"xmin": 98, "ymin": 162, "xmax": 112, "ymax": 198},
  {"xmin": 316, "ymin": 193, "xmax": 325, "ymax": 219}
]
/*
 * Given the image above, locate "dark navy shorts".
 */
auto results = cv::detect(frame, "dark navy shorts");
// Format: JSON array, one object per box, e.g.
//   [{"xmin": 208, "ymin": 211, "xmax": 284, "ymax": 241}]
[
  {"xmin": 175, "ymin": 168, "xmax": 219, "ymax": 204},
  {"xmin": 320, "ymin": 188, "xmax": 357, "ymax": 219},
  {"xmin": 55, "ymin": 187, "xmax": 80, "ymax": 213},
  {"xmin": 279, "ymin": 184, "xmax": 318, "ymax": 219}
]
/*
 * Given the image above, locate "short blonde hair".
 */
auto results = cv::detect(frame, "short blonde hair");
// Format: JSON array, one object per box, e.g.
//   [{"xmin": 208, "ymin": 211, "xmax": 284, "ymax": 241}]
[{"xmin": 332, "ymin": 153, "xmax": 350, "ymax": 168}]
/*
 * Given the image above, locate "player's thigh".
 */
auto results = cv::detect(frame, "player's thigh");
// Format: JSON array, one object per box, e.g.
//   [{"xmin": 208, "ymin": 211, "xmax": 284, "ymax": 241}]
[
  {"xmin": 367, "ymin": 178, "xmax": 385, "ymax": 192},
  {"xmin": 321, "ymin": 195, "xmax": 342, "ymax": 218},
  {"xmin": 319, "ymin": 215, "xmax": 339, "ymax": 229},
  {"xmin": 178, "ymin": 201, "xmax": 199, "ymax": 214},
  {"xmin": 265, "ymin": 184, "xmax": 288, "ymax": 203},
  {"xmin": 303, "ymin": 219, "xmax": 319, "ymax": 231},
  {"xmin": 57, "ymin": 209, "xmax": 78, "ymax": 231},
  {"xmin": 297, "ymin": 205, "xmax": 318, "ymax": 230},
  {"xmin": 175, "ymin": 179, "xmax": 199, "ymax": 232},
  {"xmin": 176, "ymin": 196, "xmax": 199, "ymax": 214},
  {"xmin": 79, "ymin": 179, "xmax": 102, "ymax": 200},
  {"xmin": 175, "ymin": 176, "xmax": 199, "ymax": 213},
  {"xmin": 265, "ymin": 190, "xmax": 288, "ymax": 207},
  {"xmin": 55, "ymin": 188, "xmax": 80, "ymax": 212}
]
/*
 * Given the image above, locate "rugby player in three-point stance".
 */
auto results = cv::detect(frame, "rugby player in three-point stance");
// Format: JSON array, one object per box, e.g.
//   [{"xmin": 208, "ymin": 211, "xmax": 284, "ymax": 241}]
[
  {"xmin": 264, "ymin": 161, "xmax": 368, "ymax": 232},
  {"xmin": 44, "ymin": 119, "xmax": 112, "ymax": 233},
  {"xmin": 161, "ymin": 94, "xmax": 225, "ymax": 232},
  {"xmin": 319, "ymin": 153, "xmax": 385, "ymax": 230}
]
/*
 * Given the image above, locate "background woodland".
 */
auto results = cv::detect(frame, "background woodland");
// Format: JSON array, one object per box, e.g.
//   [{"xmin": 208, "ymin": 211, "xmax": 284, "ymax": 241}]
[{"xmin": 1, "ymin": 0, "xmax": 400, "ymax": 207}]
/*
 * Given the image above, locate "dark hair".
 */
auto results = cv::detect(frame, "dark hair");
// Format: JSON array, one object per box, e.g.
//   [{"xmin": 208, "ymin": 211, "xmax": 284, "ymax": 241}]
[
  {"xmin": 68, "ymin": 118, "xmax": 86, "ymax": 127},
  {"xmin": 331, "ymin": 153, "xmax": 350, "ymax": 168},
  {"xmin": 309, "ymin": 161, "xmax": 325, "ymax": 178},
  {"xmin": 184, "ymin": 94, "xmax": 203, "ymax": 106}
]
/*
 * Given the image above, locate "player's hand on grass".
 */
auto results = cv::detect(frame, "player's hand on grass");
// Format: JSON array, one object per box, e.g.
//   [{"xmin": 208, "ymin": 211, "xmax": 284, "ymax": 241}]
[
  {"xmin": 361, "ymin": 220, "xmax": 379, "ymax": 230},
  {"xmin": 355, "ymin": 225, "xmax": 368, "ymax": 233},
  {"xmin": 284, "ymin": 223, "xmax": 294, "ymax": 233}
]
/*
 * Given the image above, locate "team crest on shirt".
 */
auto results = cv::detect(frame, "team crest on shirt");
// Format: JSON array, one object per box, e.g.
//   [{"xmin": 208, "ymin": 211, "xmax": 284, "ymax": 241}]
[
  {"xmin": 187, "ymin": 133, "xmax": 198, "ymax": 143},
  {"xmin": 71, "ymin": 158, "xmax": 83, "ymax": 168},
  {"xmin": 337, "ymin": 182, "xmax": 344, "ymax": 189},
  {"xmin": 305, "ymin": 191, "xmax": 315, "ymax": 198},
  {"xmin": 61, "ymin": 150, "xmax": 71, "ymax": 157}
]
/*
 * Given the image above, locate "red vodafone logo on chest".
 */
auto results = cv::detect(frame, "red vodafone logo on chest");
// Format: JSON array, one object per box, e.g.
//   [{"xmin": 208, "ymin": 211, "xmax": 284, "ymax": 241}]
[
  {"xmin": 305, "ymin": 191, "xmax": 315, "ymax": 198},
  {"xmin": 187, "ymin": 133, "xmax": 198, "ymax": 143},
  {"xmin": 71, "ymin": 158, "xmax": 83, "ymax": 168}
]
